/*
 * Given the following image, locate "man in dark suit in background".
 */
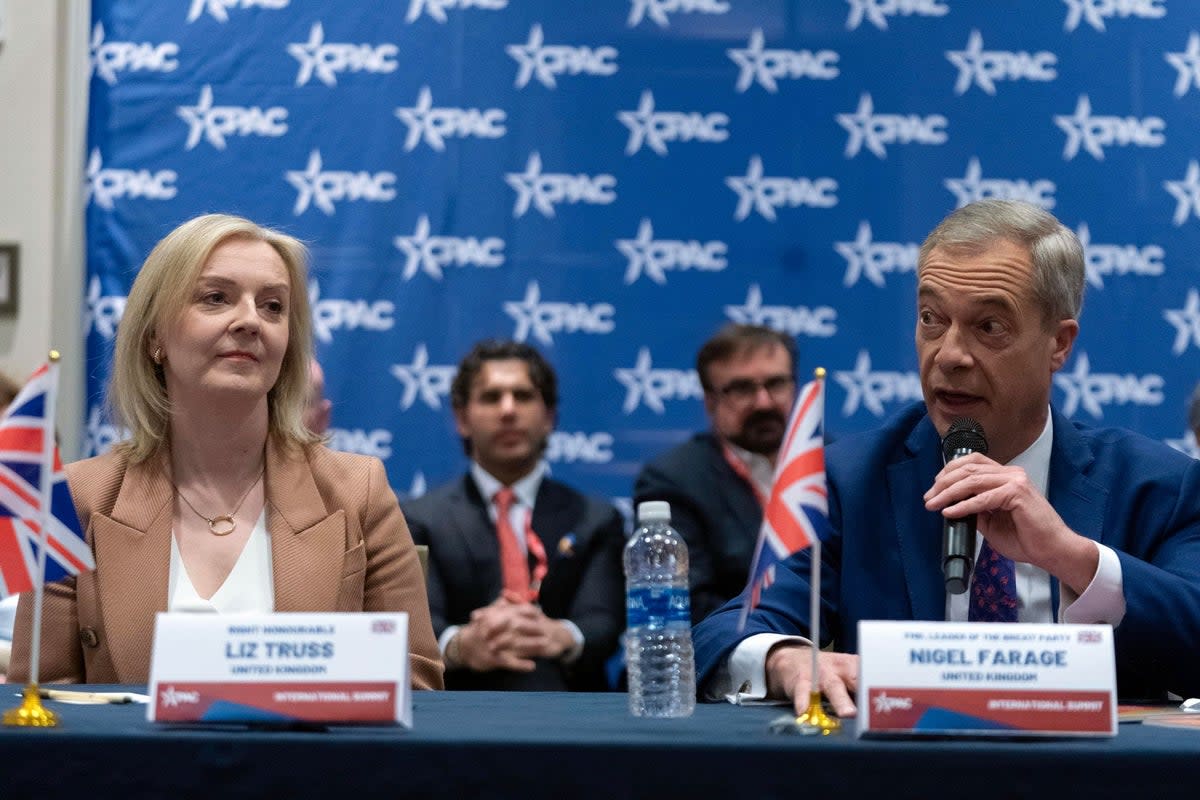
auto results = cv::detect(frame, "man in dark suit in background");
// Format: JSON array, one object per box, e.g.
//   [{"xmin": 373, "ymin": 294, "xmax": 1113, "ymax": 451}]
[
  {"xmin": 403, "ymin": 340, "xmax": 625, "ymax": 691},
  {"xmin": 634, "ymin": 324, "xmax": 797, "ymax": 623}
]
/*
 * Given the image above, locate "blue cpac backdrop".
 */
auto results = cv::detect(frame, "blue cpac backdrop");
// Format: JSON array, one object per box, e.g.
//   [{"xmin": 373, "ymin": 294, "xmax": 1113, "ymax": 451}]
[{"xmin": 84, "ymin": 0, "xmax": 1200, "ymax": 518}]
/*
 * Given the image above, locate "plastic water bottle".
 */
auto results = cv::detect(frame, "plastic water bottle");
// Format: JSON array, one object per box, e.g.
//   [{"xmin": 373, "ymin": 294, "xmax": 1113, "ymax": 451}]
[{"xmin": 624, "ymin": 500, "xmax": 695, "ymax": 718}]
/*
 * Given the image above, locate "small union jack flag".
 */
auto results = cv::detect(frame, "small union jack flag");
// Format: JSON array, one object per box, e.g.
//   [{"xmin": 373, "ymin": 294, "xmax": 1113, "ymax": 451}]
[
  {"xmin": 739, "ymin": 373, "xmax": 831, "ymax": 627},
  {"xmin": 0, "ymin": 362, "xmax": 93, "ymax": 598}
]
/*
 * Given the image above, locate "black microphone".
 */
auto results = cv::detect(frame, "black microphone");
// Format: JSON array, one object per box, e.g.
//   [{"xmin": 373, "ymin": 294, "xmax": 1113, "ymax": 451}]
[{"xmin": 940, "ymin": 417, "xmax": 988, "ymax": 595}]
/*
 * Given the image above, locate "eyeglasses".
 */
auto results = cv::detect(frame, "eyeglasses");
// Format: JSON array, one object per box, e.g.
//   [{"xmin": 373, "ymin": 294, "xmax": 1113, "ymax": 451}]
[{"xmin": 714, "ymin": 375, "xmax": 795, "ymax": 404}]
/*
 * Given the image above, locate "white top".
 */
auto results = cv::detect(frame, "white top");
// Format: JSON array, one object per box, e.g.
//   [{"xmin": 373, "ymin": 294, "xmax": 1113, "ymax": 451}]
[
  {"xmin": 715, "ymin": 410, "xmax": 1127, "ymax": 704},
  {"xmin": 168, "ymin": 509, "xmax": 275, "ymax": 614}
]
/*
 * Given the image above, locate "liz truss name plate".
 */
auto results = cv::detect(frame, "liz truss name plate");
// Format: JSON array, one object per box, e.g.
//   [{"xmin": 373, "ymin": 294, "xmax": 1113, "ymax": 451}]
[
  {"xmin": 856, "ymin": 621, "xmax": 1116, "ymax": 737},
  {"xmin": 147, "ymin": 612, "xmax": 411, "ymax": 726}
]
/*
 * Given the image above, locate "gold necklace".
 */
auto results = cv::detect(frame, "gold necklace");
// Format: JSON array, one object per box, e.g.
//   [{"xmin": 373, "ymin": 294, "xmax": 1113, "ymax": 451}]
[{"xmin": 175, "ymin": 467, "xmax": 265, "ymax": 537}]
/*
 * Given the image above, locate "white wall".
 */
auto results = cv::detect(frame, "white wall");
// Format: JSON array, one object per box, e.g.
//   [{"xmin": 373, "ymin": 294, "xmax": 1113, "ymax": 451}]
[{"xmin": 0, "ymin": 0, "xmax": 89, "ymax": 458}]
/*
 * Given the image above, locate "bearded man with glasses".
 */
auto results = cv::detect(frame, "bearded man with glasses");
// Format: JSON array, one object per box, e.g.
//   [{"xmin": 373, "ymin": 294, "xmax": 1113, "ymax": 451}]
[{"xmin": 634, "ymin": 324, "xmax": 798, "ymax": 624}]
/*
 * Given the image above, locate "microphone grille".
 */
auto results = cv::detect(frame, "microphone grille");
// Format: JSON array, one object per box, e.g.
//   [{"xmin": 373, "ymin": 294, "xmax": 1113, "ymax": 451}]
[{"xmin": 942, "ymin": 417, "xmax": 988, "ymax": 458}]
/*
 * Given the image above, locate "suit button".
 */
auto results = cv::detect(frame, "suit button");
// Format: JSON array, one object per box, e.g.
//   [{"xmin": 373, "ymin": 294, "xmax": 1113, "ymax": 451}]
[{"xmin": 79, "ymin": 627, "xmax": 100, "ymax": 648}]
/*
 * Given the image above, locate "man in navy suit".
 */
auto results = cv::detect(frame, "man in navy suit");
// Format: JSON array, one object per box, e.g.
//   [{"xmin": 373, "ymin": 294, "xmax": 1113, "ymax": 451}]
[
  {"xmin": 634, "ymin": 325, "xmax": 797, "ymax": 622},
  {"xmin": 695, "ymin": 200, "xmax": 1200, "ymax": 714},
  {"xmin": 403, "ymin": 340, "xmax": 625, "ymax": 691}
]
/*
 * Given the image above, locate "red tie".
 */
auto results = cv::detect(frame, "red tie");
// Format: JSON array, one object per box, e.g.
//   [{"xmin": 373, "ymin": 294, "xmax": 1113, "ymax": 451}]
[{"xmin": 493, "ymin": 487, "xmax": 548, "ymax": 602}]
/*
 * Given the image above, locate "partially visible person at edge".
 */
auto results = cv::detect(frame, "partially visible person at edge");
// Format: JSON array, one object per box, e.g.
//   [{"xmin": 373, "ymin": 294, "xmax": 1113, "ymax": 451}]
[
  {"xmin": 694, "ymin": 199, "xmax": 1200, "ymax": 715},
  {"xmin": 10, "ymin": 214, "xmax": 442, "ymax": 688},
  {"xmin": 634, "ymin": 324, "xmax": 797, "ymax": 623}
]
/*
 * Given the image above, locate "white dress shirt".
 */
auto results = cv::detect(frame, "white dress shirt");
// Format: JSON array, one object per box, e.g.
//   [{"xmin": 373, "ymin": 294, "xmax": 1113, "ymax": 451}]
[{"xmin": 716, "ymin": 411, "xmax": 1126, "ymax": 704}]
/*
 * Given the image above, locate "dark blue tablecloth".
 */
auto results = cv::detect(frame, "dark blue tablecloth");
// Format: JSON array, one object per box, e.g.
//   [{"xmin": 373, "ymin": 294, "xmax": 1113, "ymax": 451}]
[{"xmin": 2, "ymin": 689, "xmax": 1198, "ymax": 799}]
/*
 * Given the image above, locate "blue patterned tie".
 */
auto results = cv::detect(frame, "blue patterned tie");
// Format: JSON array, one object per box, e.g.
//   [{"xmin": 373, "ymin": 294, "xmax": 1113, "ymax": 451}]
[{"xmin": 968, "ymin": 539, "xmax": 1019, "ymax": 622}]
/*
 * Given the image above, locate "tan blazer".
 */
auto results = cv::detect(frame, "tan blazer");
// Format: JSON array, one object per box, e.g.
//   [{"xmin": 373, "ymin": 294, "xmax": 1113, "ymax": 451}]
[{"xmin": 10, "ymin": 439, "xmax": 444, "ymax": 689}]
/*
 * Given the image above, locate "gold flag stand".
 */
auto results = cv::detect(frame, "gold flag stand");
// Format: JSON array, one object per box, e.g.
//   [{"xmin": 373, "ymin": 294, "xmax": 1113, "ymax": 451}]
[
  {"xmin": 4, "ymin": 685, "xmax": 57, "ymax": 727},
  {"xmin": 794, "ymin": 690, "xmax": 840, "ymax": 736}
]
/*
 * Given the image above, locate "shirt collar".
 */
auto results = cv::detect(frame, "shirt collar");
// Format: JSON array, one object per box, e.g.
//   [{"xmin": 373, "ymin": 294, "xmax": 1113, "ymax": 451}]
[
  {"xmin": 470, "ymin": 460, "xmax": 547, "ymax": 510},
  {"xmin": 723, "ymin": 440, "xmax": 776, "ymax": 496}
]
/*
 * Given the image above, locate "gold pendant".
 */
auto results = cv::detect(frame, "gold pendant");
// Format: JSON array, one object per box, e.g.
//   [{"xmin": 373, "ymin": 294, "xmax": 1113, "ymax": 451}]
[{"xmin": 209, "ymin": 515, "xmax": 236, "ymax": 536}]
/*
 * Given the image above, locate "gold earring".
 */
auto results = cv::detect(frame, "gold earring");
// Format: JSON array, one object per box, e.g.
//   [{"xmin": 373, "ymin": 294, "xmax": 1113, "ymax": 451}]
[{"xmin": 152, "ymin": 346, "xmax": 163, "ymax": 365}]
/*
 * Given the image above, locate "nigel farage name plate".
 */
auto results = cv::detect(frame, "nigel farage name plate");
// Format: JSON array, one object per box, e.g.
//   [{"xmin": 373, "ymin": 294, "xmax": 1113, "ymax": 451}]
[
  {"xmin": 147, "ymin": 612, "xmax": 411, "ymax": 726},
  {"xmin": 857, "ymin": 621, "xmax": 1116, "ymax": 737}
]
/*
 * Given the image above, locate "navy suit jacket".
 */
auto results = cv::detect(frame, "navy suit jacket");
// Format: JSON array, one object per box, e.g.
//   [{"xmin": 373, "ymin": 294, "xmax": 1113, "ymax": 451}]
[
  {"xmin": 403, "ymin": 474, "xmax": 625, "ymax": 691},
  {"xmin": 694, "ymin": 402, "xmax": 1200, "ymax": 700},
  {"xmin": 634, "ymin": 433, "xmax": 761, "ymax": 623}
]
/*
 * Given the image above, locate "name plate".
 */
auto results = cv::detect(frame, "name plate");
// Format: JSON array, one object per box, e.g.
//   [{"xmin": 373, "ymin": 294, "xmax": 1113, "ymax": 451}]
[
  {"xmin": 147, "ymin": 612, "xmax": 411, "ymax": 726},
  {"xmin": 856, "ymin": 621, "xmax": 1116, "ymax": 737}
]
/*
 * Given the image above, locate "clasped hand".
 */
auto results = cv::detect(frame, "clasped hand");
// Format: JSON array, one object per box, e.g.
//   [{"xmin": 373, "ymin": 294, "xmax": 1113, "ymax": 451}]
[{"xmin": 454, "ymin": 593, "xmax": 575, "ymax": 673}]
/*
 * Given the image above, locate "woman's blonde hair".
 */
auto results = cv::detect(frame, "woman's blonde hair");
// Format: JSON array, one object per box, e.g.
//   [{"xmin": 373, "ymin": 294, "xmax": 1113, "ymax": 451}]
[{"xmin": 109, "ymin": 213, "xmax": 318, "ymax": 461}]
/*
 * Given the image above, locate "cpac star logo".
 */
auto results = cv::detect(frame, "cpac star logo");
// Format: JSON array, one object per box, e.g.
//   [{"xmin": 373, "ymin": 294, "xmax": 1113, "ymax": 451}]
[
  {"xmin": 1055, "ymin": 353, "xmax": 1164, "ymax": 418},
  {"xmin": 327, "ymin": 427, "xmax": 393, "ymax": 459},
  {"xmin": 186, "ymin": 0, "xmax": 289, "ymax": 24},
  {"xmin": 503, "ymin": 281, "xmax": 615, "ymax": 346},
  {"xmin": 394, "ymin": 86, "xmax": 506, "ymax": 152},
  {"xmin": 1165, "ymin": 430, "xmax": 1200, "ymax": 460},
  {"xmin": 546, "ymin": 431, "xmax": 615, "ymax": 464},
  {"xmin": 506, "ymin": 24, "xmax": 618, "ymax": 90},
  {"xmin": 287, "ymin": 22, "xmax": 398, "ymax": 87},
  {"xmin": 1054, "ymin": 95, "xmax": 1165, "ymax": 161},
  {"xmin": 614, "ymin": 348, "xmax": 703, "ymax": 414},
  {"xmin": 405, "ymin": 0, "xmax": 507, "ymax": 24},
  {"xmin": 627, "ymin": 0, "xmax": 730, "ymax": 29},
  {"xmin": 615, "ymin": 219, "xmax": 726, "ymax": 285},
  {"xmin": 1076, "ymin": 223, "xmax": 1163, "ymax": 289},
  {"xmin": 505, "ymin": 152, "xmax": 617, "ymax": 218},
  {"xmin": 1166, "ymin": 33, "xmax": 1200, "ymax": 97},
  {"xmin": 89, "ymin": 22, "xmax": 179, "ymax": 86},
  {"xmin": 285, "ymin": 150, "xmax": 396, "ymax": 216},
  {"xmin": 177, "ymin": 85, "xmax": 288, "ymax": 151},
  {"xmin": 159, "ymin": 687, "xmax": 201, "ymax": 708},
  {"xmin": 309, "ymin": 280, "xmax": 395, "ymax": 344},
  {"xmin": 944, "ymin": 157, "xmax": 1057, "ymax": 210},
  {"xmin": 617, "ymin": 91, "xmax": 729, "ymax": 156},
  {"xmin": 86, "ymin": 149, "xmax": 177, "ymax": 210},
  {"xmin": 84, "ymin": 275, "xmax": 127, "ymax": 340},
  {"xmin": 394, "ymin": 215, "xmax": 504, "ymax": 281},
  {"xmin": 836, "ymin": 93, "xmax": 948, "ymax": 159},
  {"xmin": 84, "ymin": 404, "xmax": 128, "ymax": 458},
  {"xmin": 833, "ymin": 351, "xmax": 922, "ymax": 417},
  {"xmin": 1164, "ymin": 160, "xmax": 1200, "ymax": 226},
  {"xmin": 945, "ymin": 29, "xmax": 1057, "ymax": 96},
  {"xmin": 834, "ymin": 221, "xmax": 919, "ymax": 288},
  {"xmin": 726, "ymin": 156, "xmax": 838, "ymax": 222},
  {"xmin": 724, "ymin": 285, "xmax": 837, "ymax": 338},
  {"xmin": 727, "ymin": 29, "xmax": 839, "ymax": 93},
  {"xmin": 1164, "ymin": 288, "xmax": 1200, "ymax": 355},
  {"xmin": 845, "ymin": 0, "xmax": 948, "ymax": 31},
  {"xmin": 872, "ymin": 692, "xmax": 913, "ymax": 713},
  {"xmin": 1062, "ymin": 0, "xmax": 1164, "ymax": 33},
  {"xmin": 390, "ymin": 344, "xmax": 456, "ymax": 410}
]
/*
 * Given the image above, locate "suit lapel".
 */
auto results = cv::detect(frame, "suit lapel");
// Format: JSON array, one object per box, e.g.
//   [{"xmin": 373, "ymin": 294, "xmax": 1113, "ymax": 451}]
[
  {"xmin": 265, "ymin": 440, "xmax": 347, "ymax": 611},
  {"xmin": 451, "ymin": 476, "xmax": 503, "ymax": 601},
  {"xmin": 1046, "ymin": 410, "xmax": 1106, "ymax": 616},
  {"xmin": 889, "ymin": 415, "xmax": 948, "ymax": 621},
  {"xmin": 91, "ymin": 450, "xmax": 173, "ymax": 683}
]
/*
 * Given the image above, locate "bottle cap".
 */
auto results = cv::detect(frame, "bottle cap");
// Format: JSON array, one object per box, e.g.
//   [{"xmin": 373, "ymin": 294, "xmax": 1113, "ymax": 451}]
[{"xmin": 636, "ymin": 500, "xmax": 671, "ymax": 523}]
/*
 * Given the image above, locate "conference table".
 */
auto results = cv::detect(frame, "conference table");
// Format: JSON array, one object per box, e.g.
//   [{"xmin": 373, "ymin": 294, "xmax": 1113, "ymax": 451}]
[{"xmin": 1, "ymin": 689, "xmax": 1198, "ymax": 798}]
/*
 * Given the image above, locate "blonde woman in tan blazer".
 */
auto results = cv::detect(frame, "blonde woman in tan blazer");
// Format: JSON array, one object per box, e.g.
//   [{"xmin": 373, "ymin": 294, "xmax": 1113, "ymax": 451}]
[{"xmin": 10, "ymin": 214, "xmax": 443, "ymax": 689}]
